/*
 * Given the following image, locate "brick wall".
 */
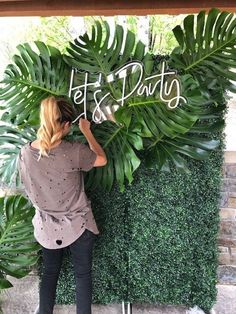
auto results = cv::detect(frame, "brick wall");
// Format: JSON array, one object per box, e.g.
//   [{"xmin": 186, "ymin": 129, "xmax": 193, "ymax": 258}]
[{"xmin": 219, "ymin": 151, "xmax": 236, "ymax": 266}]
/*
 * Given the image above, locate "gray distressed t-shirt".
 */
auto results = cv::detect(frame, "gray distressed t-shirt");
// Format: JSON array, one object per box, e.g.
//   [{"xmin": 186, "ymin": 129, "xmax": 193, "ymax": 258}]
[{"xmin": 17, "ymin": 139, "xmax": 99, "ymax": 249}]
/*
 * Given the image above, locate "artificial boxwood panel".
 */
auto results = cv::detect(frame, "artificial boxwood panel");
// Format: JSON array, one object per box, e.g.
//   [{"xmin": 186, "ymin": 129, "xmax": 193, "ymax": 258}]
[
  {"xmin": 37, "ymin": 136, "xmax": 223, "ymax": 312},
  {"xmin": 126, "ymin": 149, "xmax": 223, "ymax": 311},
  {"xmin": 0, "ymin": 9, "xmax": 229, "ymax": 311}
]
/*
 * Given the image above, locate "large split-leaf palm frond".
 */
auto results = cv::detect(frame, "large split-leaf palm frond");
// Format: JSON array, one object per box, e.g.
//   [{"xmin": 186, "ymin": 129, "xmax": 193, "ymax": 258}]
[
  {"xmin": 143, "ymin": 74, "xmax": 225, "ymax": 172},
  {"xmin": 0, "ymin": 194, "xmax": 40, "ymax": 289},
  {"xmin": 64, "ymin": 20, "xmax": 154, "ymax": 114},
  {"xmin": 0, "ymin": 41, "xmax": 71, "ymax": 127},
  {"xmin": 82, "ymin": 119, "xmax": 143, "ymax": 192},
  {"xmin": 64, "ymin": 20, "xmax": 226, "ymax": 188},
  {"xmin": 0, "ymin": 122, "xmax": 35, "ymax": 187},
  {"xmin": 170, "ymin": 8, "xmax": 236, "ymax": 93},
  {"xmin": 0, "ymin": 15, "xmax": 231, "ymax": 192},
  {"xmin": 64, "ymin": 20, "xmax": 147, "ymax": 73}
]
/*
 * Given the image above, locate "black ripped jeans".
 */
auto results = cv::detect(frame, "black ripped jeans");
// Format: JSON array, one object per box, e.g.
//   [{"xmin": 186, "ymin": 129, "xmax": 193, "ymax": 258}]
[{"xmin": 39, "ymin": 229, "xmax": 97, "ymax": 314}]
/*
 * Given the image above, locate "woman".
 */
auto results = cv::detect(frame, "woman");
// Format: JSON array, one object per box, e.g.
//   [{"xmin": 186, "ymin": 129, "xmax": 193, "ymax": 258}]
[{"xmin": 17, "ymin": 95, "xmax": 107, "ymax": 314}]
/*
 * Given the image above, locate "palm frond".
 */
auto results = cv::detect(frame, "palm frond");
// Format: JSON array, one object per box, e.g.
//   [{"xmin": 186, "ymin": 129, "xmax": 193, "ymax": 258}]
[
  {"xmin": 0, "ymin": 41, "xmax": 71, "ymax": 126},
  {"xmin": 0, "ymin": 195, "xmax": 40, "ymax": 289},
  {"xmin": 142, "ymin": 73, "xmax": 225, "ymax": 172},
  {"xmin": 170, "ymin": 8, "xmax": 236, "ymax": 91},
  {"xmin": 82, "ymin": 120, "xmax": 142, "ymax": 192},
  {"xmin": 0, "ymin": 123, "xmax": 35, "ymax": 187},
  {"xmin": 0, "ymin": 17, "xmax": 229, "ymax": 191}
]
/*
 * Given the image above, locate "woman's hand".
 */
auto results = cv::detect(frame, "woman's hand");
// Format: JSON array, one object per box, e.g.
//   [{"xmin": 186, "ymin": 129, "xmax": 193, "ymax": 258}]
[{"xmin": 79, "ymin": 118, "xmax": 91, "ymax": 135}]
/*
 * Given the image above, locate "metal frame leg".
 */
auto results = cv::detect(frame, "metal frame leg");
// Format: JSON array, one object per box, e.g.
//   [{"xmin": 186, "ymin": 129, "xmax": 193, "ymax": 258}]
[
  {"xmin": 127, "ymin": 302, "xmax": 132, "ymax": 314},
  {"xmin": 122, "ymin": 301, "xmax": 132, "ymax": 314}
]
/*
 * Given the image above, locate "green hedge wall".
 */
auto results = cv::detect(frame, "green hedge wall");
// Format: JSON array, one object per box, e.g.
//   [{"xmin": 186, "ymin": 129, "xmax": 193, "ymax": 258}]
[{"xmin": 36, "ymin": 133, "xmax": 224, "ymax": 312}]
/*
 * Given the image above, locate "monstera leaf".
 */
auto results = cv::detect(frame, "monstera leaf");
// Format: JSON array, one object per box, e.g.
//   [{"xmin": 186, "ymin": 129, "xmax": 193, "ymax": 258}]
[
  {"xmin": 64, "ymin": 20, "xmax": 154, "ymax": 117},
  {"xmin": 143, "ymin": 73, "xmax": 225, "ymax": 171},
  {"xmin": 0, "ymin": 12, "xmax": 232, "ymax": 192},
  {"xmin": 170, "ymin": 8, "xmax": 236, "ymax": 93},
  {"xmin": 64, "ymin": 20, "xmax": 148, "ymax": 73},
  {"xmin": 0, "ymin": 41, "xmax": 71, "ymax": 127},
  {"xmin": 0, "ymin": 194, "xmax": 40, "ymax": 289},
  {"xmin": 63, "ymin": 20, "xmax": 226, "ymax": 189},
  {"xmin": 83, "ymin": 119, "xmax": 143, "ymax": 192},
  {"xmin": 0, "ymin": 122, "xmax": 35, "ymax": 187}
]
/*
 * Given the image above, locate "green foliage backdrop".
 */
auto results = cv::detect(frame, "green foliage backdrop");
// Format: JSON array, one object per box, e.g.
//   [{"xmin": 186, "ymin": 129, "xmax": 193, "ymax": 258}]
[
  {"xmin": 0, "ymin": 8, "xmax": 230, "ymax": 192},
  {"xmin": 36, "ymin": 138, "xmax": 223, "ymax": 311},
  {"xmin": 0, "ymin": 7, "xmax": 233, "ymax": 311}
]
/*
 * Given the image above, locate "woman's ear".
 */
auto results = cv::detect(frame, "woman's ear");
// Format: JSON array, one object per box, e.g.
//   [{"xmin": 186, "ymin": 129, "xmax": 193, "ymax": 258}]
[
  {"xmin": 63, "ymin": 121, "xmax": 71, "ymax": 129},
  {"xmin": 62, "ymin": 121, "xmax": 71, "ymax": 136}
]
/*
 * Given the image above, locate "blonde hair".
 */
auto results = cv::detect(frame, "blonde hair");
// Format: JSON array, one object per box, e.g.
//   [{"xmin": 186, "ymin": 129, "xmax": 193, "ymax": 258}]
[{"xmin": 36, "ymin": 96, "xmax": 75, "ymax": 160}]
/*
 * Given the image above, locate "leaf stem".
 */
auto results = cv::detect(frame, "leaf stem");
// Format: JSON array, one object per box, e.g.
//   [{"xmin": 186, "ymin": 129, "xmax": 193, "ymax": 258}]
[
  {"xmin": 103, "ymin": 125, "xmax": 123, "ymax": 149},
  {"xmin": 185, "ymin": 35, "xmax": 236, "ymax": 71}
]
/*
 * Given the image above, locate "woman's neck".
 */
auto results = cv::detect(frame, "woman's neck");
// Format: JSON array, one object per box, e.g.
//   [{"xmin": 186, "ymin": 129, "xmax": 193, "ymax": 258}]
[{"xmin": 31, "ymin": 139, "xmax": 62, "ymax": 149}]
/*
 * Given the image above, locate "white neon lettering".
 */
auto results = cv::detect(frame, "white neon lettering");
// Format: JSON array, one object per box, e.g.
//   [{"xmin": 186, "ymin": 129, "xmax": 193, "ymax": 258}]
[
  {"xmin": 115, "ymin": 62, "xmax": 143, "ymax": 106},
  {"xmin": 93, "ymin": 90, "xmax": 111, "ymax": 123},
  {"xmin": 68, "ymin": 61, "xmax": 187, "ymax": 124}
]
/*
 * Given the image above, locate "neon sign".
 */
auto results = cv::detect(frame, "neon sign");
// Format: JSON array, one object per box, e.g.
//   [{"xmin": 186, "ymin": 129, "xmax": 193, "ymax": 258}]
[{"xmin": 68, "ymin": 61, "xmax": 187, "ymax": 124}]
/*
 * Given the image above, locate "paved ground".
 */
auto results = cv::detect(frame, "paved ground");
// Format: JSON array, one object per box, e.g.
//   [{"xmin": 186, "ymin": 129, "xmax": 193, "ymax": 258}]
[{"xmin": 0, "ymin": 270, "xmax": 235, "ymax": 314}]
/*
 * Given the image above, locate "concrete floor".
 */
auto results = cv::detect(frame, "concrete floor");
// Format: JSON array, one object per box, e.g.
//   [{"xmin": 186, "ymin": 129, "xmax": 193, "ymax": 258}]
[{"xmin": 0, "ymin": 270, "xmax": 235, "ymax": 314}]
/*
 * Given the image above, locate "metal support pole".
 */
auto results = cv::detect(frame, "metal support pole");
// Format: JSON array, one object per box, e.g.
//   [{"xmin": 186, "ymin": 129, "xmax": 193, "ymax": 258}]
[
  {"xmin": 127, "ymin": 302, "xmax": 132, "ymax": 314},
  {"xmin": 122, "ymin": 301, "xmax": 132, "ymax": 314},
  {"xmin": 122, "ymin": 301, "xmax": 126, "ymax": 314}
]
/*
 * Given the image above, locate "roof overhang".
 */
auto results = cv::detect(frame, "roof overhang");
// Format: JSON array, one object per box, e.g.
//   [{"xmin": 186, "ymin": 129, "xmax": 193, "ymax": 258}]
[{"xmin": 0, "ymin": 0, "xmax": 236, "ymax": 16}]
